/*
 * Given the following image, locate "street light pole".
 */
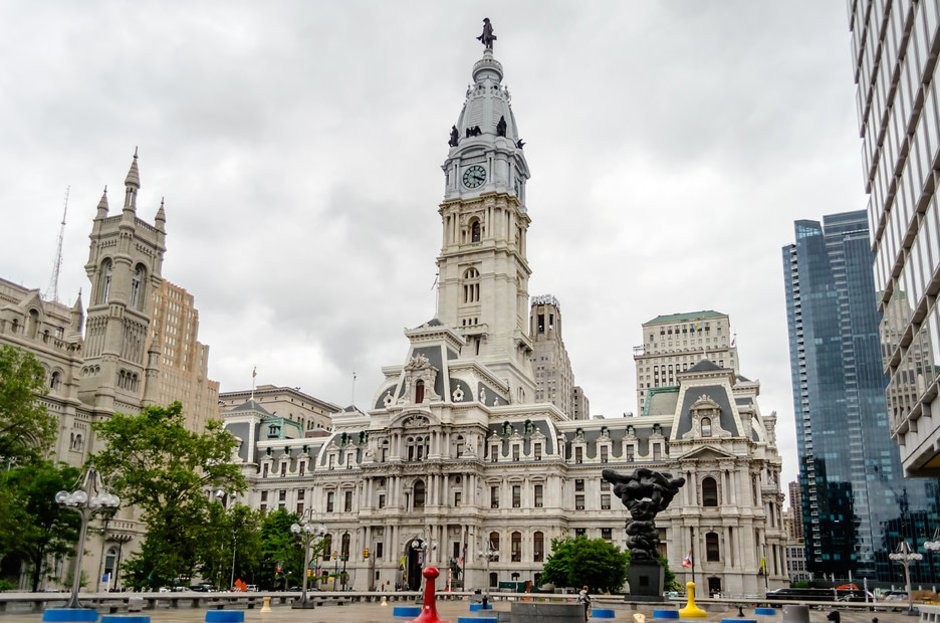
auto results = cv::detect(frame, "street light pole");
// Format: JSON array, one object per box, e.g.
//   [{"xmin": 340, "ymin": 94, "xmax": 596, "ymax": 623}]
[
  {"xmin": 55, "ymin": 467, "xmax": 120, "ymax": 609},
  {"xmin": 290, "ymin": 509, "xmax": 326, "ymax": 609},
  {"xmin": 890, "ymin": 540, "xmax": 923, "ymax": 616}
]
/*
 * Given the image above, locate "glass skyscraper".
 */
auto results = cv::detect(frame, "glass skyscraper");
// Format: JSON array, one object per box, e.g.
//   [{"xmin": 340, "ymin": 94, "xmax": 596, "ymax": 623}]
[{"xmin": 783, "ymin": 212, "xmax": 939, "ymax": 581}]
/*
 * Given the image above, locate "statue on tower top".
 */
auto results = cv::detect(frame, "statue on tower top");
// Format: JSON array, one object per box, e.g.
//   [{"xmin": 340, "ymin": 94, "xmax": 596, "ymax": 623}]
[{"xmin": 477, "ymin": 18, "xmax": 496, "ymax": 50}]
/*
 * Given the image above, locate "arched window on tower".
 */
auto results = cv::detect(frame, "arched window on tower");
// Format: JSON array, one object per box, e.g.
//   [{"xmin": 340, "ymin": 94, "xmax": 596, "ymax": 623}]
[
  {"xmin": 27, "ymin": 309, "xmax": 40, "ymax": 338},
  {"xmin": 130, "ymin": 264, "xmax": 146, "ymax": 309},
  {"xmin": 471, "ymin": 220, "xmax": 481, "ymax": 243},
  {"xmin": 99, "ymin": 259, "xmax": 113, "ymax": 304},
  {"xmin": 463, "ymin": 267, "xmax": 480, "ymax": 304},
  {"xmin": 702, "ymin": 477, "xmax": 719, "ymax": 507},
  {"xmin": 415, "ymin": 380, "xmax": 425, "ymax": 404}
]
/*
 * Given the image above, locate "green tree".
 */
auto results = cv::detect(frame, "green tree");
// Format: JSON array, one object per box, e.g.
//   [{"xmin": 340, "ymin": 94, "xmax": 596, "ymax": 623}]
[
  {"xmin": 539, "ymin": 536, "xmax": 630, "ymax": 593},
  {"xmin": 0, "ymin": 345, "xmax": 57, "ymax": 465},
  {"xmin": 659, "ymin": 554, "xmax": 680, "ymax": 592},
  {"xmin": 91, "ymin": 402, "xmax": 245, "ymax": 589},
  {"xmin": 259, "ymin": 509, "xmax": 302, "ymax": 590},
  {"xmin": 195, "ymin": 502, "xmax": 262, "ymax": 590},
  {"xmin": 0, "ymin": 462, "xmax": 82, "ymax": 591}
]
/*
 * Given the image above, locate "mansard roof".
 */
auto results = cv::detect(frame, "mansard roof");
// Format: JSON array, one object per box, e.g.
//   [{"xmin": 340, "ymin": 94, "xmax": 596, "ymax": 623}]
[
  {"xmin": 644, "ymin": 310, "xmax": 725, "ymax": 326},
  {"xmin": 674, "ymin": 385, "xmax": 739, "ymax": 438},
  {"xmin": 687, "ymin": 359, "xmax": 723, "ymax": 373},
  {"xmin": 228, "ymin": 399, "xmax": 273, "ymax": 416}
]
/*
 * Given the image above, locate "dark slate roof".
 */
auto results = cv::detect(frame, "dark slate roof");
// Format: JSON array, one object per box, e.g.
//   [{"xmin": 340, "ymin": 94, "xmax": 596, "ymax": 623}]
[
  {"xmin": 675, "ymin": 385, "xmax": 739, "ymax": 438},
  {"xmin": 228, "ymin": 399, "xmax": 273, "ymax": 416},
  {"xmin": 412, "ymin": 318, "xmax": 443, "ymax": 329},
  {"xmin": 687, "ymin": 359, "xmax": 723, "ymax": 373},
  {"xmin": 736, "ymin": 374, "xmax": 751, "ymax": 382}
]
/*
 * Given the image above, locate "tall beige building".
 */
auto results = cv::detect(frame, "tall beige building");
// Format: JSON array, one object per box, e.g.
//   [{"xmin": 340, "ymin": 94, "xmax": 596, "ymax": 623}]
[
  {"xmin": 633, "ymin": 310, "xmax": 739, "ymax": 414},
  {"xmin": 529, "ymin": 295, "xmax": 588, "ymax": 419},
  {"xmin": 149, "ymin": 280, "xmax": 220, "ymax": 432}
]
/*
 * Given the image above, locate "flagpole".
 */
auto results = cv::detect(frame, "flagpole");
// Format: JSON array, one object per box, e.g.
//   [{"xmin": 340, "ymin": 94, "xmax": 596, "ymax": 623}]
[{"xmin": 691, "ymin": 526, "xmax": 695, "ymax": 588}]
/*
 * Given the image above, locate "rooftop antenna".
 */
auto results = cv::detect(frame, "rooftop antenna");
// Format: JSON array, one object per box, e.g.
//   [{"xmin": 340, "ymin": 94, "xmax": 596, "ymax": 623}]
[{"xmin": 44, "ymin": 186, "xmax": 70, "ymax": 302}]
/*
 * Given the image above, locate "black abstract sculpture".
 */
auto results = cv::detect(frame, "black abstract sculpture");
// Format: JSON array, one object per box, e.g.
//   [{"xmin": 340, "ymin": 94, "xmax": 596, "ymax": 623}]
[{"xmin": 603, "ymin": 467, "xmax": 685, "ymax": 601}]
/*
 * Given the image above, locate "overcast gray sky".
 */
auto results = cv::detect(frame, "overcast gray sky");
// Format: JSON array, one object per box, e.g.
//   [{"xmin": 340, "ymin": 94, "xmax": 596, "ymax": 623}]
[{"xmin": 0, "ymin": 2, "xmax": 866, "ymax": 490}]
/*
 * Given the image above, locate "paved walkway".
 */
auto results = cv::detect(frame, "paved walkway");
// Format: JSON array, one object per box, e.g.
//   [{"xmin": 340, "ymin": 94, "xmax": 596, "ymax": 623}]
[{"xmin": 0, "ymin": 600, "xmax": 924, "ymax": 623}]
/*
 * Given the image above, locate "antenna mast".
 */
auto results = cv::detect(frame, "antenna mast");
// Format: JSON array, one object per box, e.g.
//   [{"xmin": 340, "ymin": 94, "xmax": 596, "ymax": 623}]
[{"xmin": 45, "ymin": 186, "xmax": 70, "ymax": 302}]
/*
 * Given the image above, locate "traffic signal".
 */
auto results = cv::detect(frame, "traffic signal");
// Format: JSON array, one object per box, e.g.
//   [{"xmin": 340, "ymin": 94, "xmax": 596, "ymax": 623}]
[{"xmin": 363, "ymin": 548, "xmax": 370, "ymax": 559}]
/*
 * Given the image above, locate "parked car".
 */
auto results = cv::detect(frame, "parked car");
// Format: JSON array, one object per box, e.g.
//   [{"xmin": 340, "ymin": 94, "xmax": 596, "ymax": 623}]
[
  {"xmin": 245, "ymin": 585, "xmax": 258, "ymax": 592},
  {"xmin": 190, "ymin": 584, "xmax": 215, "ymax": 592},
  {"xmin": 884, "ymin": 591, "xmax": 908, "ymax": 601}
]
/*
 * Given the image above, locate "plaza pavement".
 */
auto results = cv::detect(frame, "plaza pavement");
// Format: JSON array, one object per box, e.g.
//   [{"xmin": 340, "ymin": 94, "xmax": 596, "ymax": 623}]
[{"xmin": 0, "ymin": 600, "xmax": 924, "ymax": 623}]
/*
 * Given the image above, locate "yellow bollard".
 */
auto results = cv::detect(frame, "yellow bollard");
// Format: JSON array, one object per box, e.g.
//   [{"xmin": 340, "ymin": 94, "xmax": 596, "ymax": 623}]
[
  {"xmin": 259, "ymin": 596, "xmax": 272, "ymax": 614},
  {"xmin": 381, "ymin": 595, "xmax": 388, "ymax": 607},
  {"xmin": 678, "ymin": 581, "xmax": 707, "ymax": 618}
]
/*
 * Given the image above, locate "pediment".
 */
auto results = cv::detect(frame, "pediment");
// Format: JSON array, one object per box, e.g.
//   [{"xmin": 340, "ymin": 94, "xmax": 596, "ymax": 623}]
[
  {"xmin": 389, "ymin": 410, "xmax": 439, "ymax": 429},
  {"xmin": 677, "ymin": 445, "xmax": 737, "ymax": 461}
]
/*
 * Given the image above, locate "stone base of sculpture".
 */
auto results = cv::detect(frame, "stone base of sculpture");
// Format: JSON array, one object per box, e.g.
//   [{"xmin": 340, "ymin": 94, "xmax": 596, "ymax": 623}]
[{"xmin": 626, "ymin": 560, "xmax": 664, "ymax": 601}]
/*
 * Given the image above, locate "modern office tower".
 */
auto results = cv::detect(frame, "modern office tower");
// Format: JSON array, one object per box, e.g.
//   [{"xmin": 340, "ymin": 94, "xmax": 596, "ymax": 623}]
[
  {"xmin": 633, "ymin": 310, "xmax": 739, "ymax": 414},
  {"xmin": 787, "ymin": 481, "xmax": 804, "ymax": 543},
  {"xmin": 529, "ymin": 295, "xmax": 588, "ymax": 419},
  {"xmin": 783, "ymin": 212, "xmax": 940, "ymax": 581},
  {"xmin": 848, "ymin": 1, "xmax": 940, "ymax": 476},
  {"xmin": 148, "ymin": 280, "xmax": 220, "ymax": 431}
]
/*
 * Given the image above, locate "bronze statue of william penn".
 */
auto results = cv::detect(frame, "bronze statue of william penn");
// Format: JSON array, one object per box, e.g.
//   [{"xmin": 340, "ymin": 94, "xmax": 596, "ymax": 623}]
[{"xmin": 477, "ymin": 18, "xmax": 496, "ymax": 50}]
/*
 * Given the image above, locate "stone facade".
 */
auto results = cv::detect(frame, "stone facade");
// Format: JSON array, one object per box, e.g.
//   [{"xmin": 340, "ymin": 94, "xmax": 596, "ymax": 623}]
[
  {"xmin": 530, "ymin": 295, "xmax": 588, "ymax": 420},
  {"xmin": 225, "ymin": 43, "xmax": 788, "ymax": 598},
  {"xmin": 0, "ymin": 153, "xmax": 217, "ymax": 590}
]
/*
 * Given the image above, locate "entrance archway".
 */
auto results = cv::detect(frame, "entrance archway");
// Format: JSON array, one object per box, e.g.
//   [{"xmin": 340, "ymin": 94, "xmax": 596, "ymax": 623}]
[{"xmin": 405, "ymin": 538, "xmax": 426, "ymax": 591}]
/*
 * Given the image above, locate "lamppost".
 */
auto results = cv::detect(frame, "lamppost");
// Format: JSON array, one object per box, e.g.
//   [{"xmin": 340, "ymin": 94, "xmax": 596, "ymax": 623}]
[
  {"xmin": 332, "ymin": 550, "xmax": 339, "ymax": 591},
  {"xmin": 478, "ymin": 546, "xmax": 498, "ymax": 599},
  {"xmin": 56, "ymin": 467, "xmax": 120, "ymax": 608},
  {"xmin": 215, "ymin": 490, "xmax": 238, "ymax": 590},
  {"xmin": 290, "ymin": 510, "xmax": 325, "ymax": 608},
  {"xmin": 889, "ymin": 540, "xmax": 923, "ymax": 615}
]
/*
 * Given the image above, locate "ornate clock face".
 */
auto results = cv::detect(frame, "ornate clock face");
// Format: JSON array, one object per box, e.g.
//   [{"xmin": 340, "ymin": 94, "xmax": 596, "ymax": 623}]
[{"xmin": 462, "ymin": 165, "xmax": 487, "ymax": 189}]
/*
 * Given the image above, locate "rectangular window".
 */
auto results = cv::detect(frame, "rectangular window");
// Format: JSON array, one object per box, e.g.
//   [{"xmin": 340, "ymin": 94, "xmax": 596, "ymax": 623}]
[
  {"xmin": 378, "ymin": 494, "xmax": 386, "ymax": 509},
  {"xmin": 491, "ymin": 445, "xmax": 499, "ymax": 462},
  {"xmin": 575, "ymin": 528, "xmax": 586, "ymax": 537},
  {"xmin": 454, "ymin": 491, "xmax": 462, "ymax": 506},
  {"xmin": 575, "ymin": 494, "xmax": 585, "ymax": 511},
  {"xmin": 575, "ymin": 479, "xmax": 584, "ymax": 492},
  {"xmin": 376, "ymin": 542, "xmax": 384, "ymax": 558},
  {"xmin": 260, "ymin": 491, "xmax": 268, "ymax": 502},
  {"xmin": 327, "ymin": 492, "xmax": 334, "ymax": 513},
  {"xmin": 278, "ymin": 490, "xmax": 286, "ymax": 502},
  {"xmin": 534, "ymin": 443, "xmax": 542, "ymax": 460},
  {"xmin": 600, "ymin": 447, "xmax": 608, "ymax": 463},
  {"xmin": 601, "ymin": 495, "xmax": 610, "ymax": 510},
  {"xmin": 296, "ymin": 503, "xmax": 304, "ymax": 515},
  {"xmin": 575, "ymin": 447, "xmax": 583, "ymax": 464},
  {"xmin": 280, "ymin": 463, "xmax": 287, "ymax": 476},
  {"xmin": 601, "ymin": 481, "xmax": 610, "ymax": 492},
  {"xmin": 297, "ymin": 490, "xmax": 305, "ymax": 500},
  {"xmin": 512, "ymin": 446, "xmax": 520, "ymax": 461},
  {"xmin": 534, "ymin": 484, "xmax": 543, "ymax": 508},
  {"xmin": 512, "ymin": 485, "xmax": 521, "ymax": 508},
  {"xmin": 601, "ymin": 528, "xmax": 612, "ymax": 540},
  {"xmin": 344, "ymin": 491, "xmax": 353, "ymax": 512},
  {"xmin": 491, "ymin": 486, "xmax": 499, "ymax": 509}
]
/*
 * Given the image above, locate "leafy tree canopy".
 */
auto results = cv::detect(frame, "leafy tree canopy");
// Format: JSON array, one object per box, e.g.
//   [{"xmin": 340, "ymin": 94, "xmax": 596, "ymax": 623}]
[
  {"xmin": 0, "ymin": 345, "xmax": 57, "ymax": 465},
  {"xmin": 259, "ymin": 509, "xmax": 303, "ymax": 590},
  {"xmin": 540, "ymin": 536, "xmax": 630, "ymax": 594}
]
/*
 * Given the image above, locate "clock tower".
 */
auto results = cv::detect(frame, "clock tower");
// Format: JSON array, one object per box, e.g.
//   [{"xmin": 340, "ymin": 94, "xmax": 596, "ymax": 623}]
[{"xmin": 437, "ymin": 42, "xmax": 534, "ymax": 395}]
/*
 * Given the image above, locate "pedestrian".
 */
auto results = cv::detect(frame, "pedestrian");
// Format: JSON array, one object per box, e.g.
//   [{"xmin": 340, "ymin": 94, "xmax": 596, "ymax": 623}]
[{"xmin": 578, "ymin": 585, "xmax": 591, "ymax": 622}]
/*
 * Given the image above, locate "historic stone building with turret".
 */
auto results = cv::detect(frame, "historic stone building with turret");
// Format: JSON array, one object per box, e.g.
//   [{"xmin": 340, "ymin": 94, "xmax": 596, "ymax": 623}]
[{"xmin": 224, "ymin": 33, "xmax": 788, "ymax": 598}]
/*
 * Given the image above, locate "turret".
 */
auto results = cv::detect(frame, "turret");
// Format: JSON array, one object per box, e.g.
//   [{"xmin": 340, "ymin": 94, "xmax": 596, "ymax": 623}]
[
  {"xmin": 123, "ymin": 148, "xmax": 140, "ymax": 215},
  {"xmin": 155, "ymin": 197, "xmax": 166, "ymax": 233},
  {"xmin": 68, "ymin": 291, "xmax": 84, "ymax": 339},
  {"xmin": 95, "ymin": 186, "xmax": 109, "ymax": 219}
]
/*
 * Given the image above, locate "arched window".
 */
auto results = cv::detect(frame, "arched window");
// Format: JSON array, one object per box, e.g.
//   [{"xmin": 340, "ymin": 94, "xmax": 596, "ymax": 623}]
[
  {"xmin": 702, "ymin": 477, "xmax": 719, "ymax": 506},
  {"xmin": 50, "ymin": 371, "xmax": 61, "ymax": 391},
  {"xmin": 104, "ymin": 547, "xmax": 118, "ymax": 579},
  {"xmin": 414, "ymin": 480, "xmax": 426, "ymax": 508},
  {"xmin": 511, "ymin": 531, "xmax": 522, "ymax": 562},
  {"xmin": 415, "ymin": 380, "xmax": 425, "ymax": 404},
  {"xmin": 701, "ymin": 417, "xmax": 712, "ymax": 437},
  {"xmin": 489, "ymin": 532, "xmax": 500, "ymax": 561},
  {"xmin": 455, "ymin": 435, "xmax": 465, "ymax": 458},
  {"xmin": 341, "ymin": 533, "xmax": 351, "ymax": 558},
  {"xmin": 27, "ymin": 309, "xmax": 39, "ymax": 338},
  {"xmin": 471, "ymin": 220, "xmax": 481, "ymax": 242},
  {"xmin": 533, "ymin": 531, "xmax": 544, "ymax": 562},
  {"xmin": 705, "ymin": 532, "xmax": 720, "ymax": 562},
  {"xmin": 322, "ymin": 534, "xmax": 333, "ymax": 561},
  {"xmin": 99, "ymin": 259, "xmax": 113, "ymax": 304},
  {"xmin": 130, "ymin": 264, "xmax": 146, "ymax": 309},
  {"xmin": 463, "ymin": 267, "xmax": 480, "ymax": 303}
]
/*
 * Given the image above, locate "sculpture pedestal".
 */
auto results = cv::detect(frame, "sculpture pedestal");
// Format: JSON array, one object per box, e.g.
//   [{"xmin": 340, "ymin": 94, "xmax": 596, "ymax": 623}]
[{"xmin": 626, "ymin": 561, "xmax": 664, "ymax": 601}]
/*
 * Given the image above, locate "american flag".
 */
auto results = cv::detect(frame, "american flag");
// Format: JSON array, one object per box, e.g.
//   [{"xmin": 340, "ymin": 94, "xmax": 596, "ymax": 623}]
[{"xmin": 681, "ymin": 550, "xmax": 693, "ymax": 568}]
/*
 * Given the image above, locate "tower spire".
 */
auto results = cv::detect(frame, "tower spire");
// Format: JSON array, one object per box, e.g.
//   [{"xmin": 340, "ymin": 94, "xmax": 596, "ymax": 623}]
[
  {"xmin": 155, "ymin": 196, "xmax": 166, "ymax": 232},
  {"xmin": 123, "ymin": 147, "xmax": 140, "ymax": 213}
]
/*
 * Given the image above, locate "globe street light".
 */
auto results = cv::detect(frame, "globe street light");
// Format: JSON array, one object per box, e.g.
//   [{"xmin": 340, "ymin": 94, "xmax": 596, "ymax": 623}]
[
  {"xmin": 924, "ymin": 528, "xmax": 940, "ymax": 552},
  {"xmin": 56, "ymin": 467, "xmax": 120, "ymax": 608},
  {"xmin": 889, "ymin": 540, "xmax": 923, "ymax": 615},
  {"xmin": 290, "ymin": 510, "xmax": 326, "ymax": 608},
  {"xmin": 478, "ymin": 546, "xmax": 498, "ymax": 600}
]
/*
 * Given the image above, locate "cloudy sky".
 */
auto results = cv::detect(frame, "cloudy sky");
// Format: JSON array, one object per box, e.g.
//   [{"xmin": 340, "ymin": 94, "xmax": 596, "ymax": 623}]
[{"xmin": 0, "ymin": 2, "xmax": 865, "ymax": 489}]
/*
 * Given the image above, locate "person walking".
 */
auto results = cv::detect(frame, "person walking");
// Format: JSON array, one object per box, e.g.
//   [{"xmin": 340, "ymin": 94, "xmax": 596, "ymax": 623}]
[{"xmin": 578, "ymin": 585, "xmax": 592, "ymax": 622}]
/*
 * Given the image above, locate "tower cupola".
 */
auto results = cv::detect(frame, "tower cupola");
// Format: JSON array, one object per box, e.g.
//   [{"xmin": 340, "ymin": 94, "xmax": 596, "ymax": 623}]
[{"xmin": 123, "ymin": 148, "xmax": 140, "ymax": 213}]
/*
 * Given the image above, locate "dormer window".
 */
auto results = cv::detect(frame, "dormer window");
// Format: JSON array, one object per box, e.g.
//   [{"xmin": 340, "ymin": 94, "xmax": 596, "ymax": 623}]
[
  {"xmin": 701, "ymin": 417, "xmax": 712, "ymax": 437},
  {"xmin": 415, "ymin": 380, "xmax": 425, "ymax": 404}
]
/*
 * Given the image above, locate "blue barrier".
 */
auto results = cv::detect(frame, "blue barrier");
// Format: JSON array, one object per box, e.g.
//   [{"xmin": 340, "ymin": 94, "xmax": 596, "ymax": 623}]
[
  {"xmin": 592, "ymin": 609, "xmax": 616, "ymax": 619},
  {"xmin": 457, "ymin": 618, "xmax": 497, "ymax": 623},
  {"xmin": 393, "ymin": 606, "xmax": 422, "ymax": 617},
  {"xmin": 204, "ymin": 612, "xmax": 244, "ymax": 623},
  {"xmin": 754, "ymin": 608, "xmax": 777, "ymax": 616},
  {"xmin": 101, "ymin": 617, "xmax": 150, "ymax": 623},
  {"xmin": 652, "ymin": 610, "xmax": 680, "ymax": 619},
  {"xmin": 42, "ymin": 610, "xmax": 99, "ymax": 623},
  {"xmin": 469, "ymin": 603, "xmax": 494, "ymax": 611}
]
